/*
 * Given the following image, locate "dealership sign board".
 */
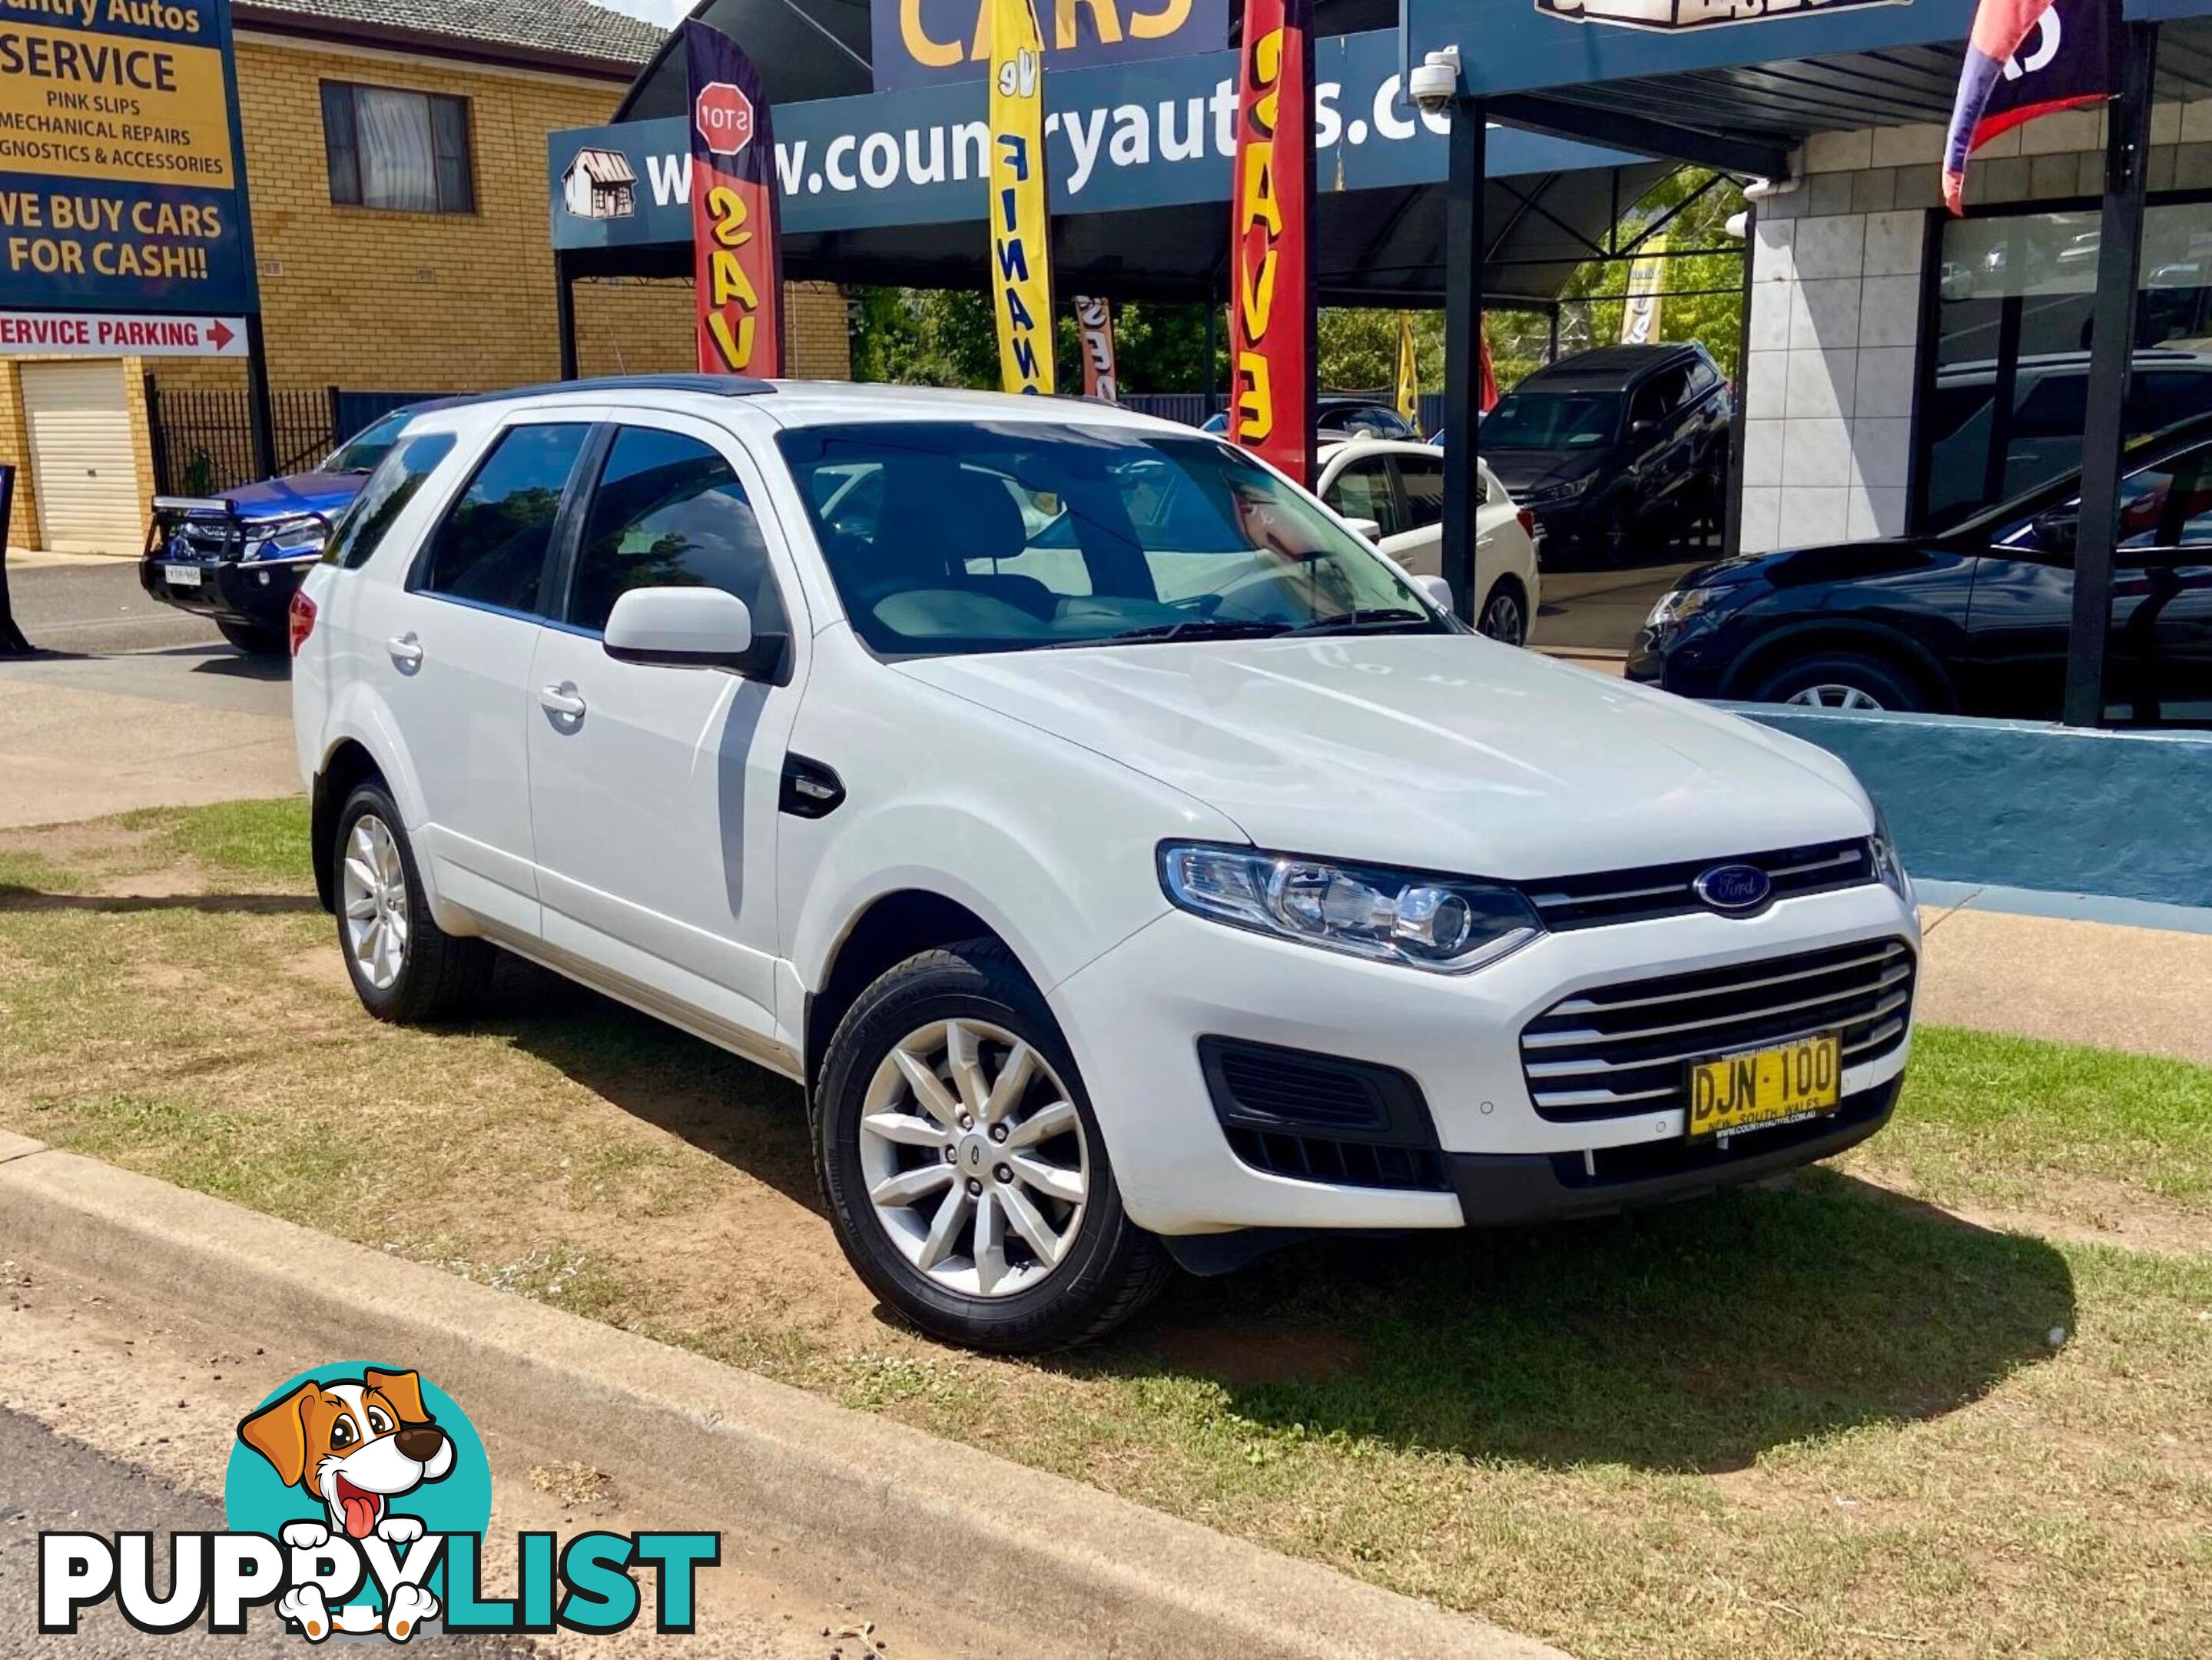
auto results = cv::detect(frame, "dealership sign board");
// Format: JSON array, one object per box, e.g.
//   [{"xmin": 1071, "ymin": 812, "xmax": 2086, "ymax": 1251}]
[
  {"xmin": 551, "ymin": 29, "xmax": 1637, "ymax": 250},
  {"xmin": 0, "ymin": 0, "xmax": 256, "ymax": 314},
  {"xmin": 0, "ymin": 305, "xmax": 245, "ymax": 353},
  {"xmin": 873, "ymin": 0, "xmax": 1229, "ymax": 91}
]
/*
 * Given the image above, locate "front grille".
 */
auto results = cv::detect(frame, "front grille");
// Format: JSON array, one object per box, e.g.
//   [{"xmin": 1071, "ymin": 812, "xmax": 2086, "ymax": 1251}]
[
  {"xmin": 166, "ymin": 523, "xmax": 240, "ymax": 562},
  {"xmin": 1519, "ymin": 936, "xmax": 1916, "ymax": 1124},
  {"xmin": 1525, "ymin": 839, "xmax": 1876, "ymax": 930},
  {"xmin": 1199, "ymin": 1037, "xmax": 1448, "ymax": 1192}
]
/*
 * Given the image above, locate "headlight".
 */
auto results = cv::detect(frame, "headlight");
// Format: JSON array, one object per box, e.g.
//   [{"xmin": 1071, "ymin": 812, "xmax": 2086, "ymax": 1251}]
[
  {"xmin": 1870, "ymin": 806, "xmax": 1914, "ymax": 905},
  {"xmin": 245, "ymin": 518, "xmax": 327, "ymax": 560},
  {"xmin": 1527, "ymin": 476, "xmax": 1590, "ymax": 505},
  {"xmin": 1159, "ymin": 842, "xmax": 1543, "ymax": 974},
  {"xmin": 1643, "ymin": 585, "xmax": 1725, "ymax": 636}
]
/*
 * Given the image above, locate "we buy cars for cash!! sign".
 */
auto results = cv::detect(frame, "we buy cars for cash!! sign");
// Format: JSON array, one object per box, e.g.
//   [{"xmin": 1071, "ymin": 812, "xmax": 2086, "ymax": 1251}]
[{"xmin": 0, "ymin": 0, "xmax": 257, "ymax": 317}]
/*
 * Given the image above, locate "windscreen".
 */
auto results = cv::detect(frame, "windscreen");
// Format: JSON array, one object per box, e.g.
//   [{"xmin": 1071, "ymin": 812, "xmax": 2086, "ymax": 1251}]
[
  {"xmin": 1481, "ymin": 390, "xmax": 1621, "ymax": 451},
  {"xmin": 777, "ymin": 420, "xmax": 1443, "ymax": 659}
]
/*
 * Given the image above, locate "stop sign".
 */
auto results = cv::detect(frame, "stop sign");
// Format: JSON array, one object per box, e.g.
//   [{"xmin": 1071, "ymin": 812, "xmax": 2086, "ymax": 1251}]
[{"xmin": 694, "ymin": 81, "xmax": 754, "ymax": 158}]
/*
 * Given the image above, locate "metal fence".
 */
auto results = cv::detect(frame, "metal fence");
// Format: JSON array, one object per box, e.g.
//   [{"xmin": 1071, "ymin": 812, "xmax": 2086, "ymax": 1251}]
[
  {"xmin": 144, "ymin": 383, "xmax": 456, "ymax": 496},
  {"xmin": 1117, "ymin": 390, "xmax": 1447, "ymax": 434}
]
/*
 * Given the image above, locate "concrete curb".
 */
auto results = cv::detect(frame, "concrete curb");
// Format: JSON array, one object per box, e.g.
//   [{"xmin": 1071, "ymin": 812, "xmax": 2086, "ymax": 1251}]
[{"xmin": 0, "ymin": 1134, "xmax": 1564, "ymax": 1660}]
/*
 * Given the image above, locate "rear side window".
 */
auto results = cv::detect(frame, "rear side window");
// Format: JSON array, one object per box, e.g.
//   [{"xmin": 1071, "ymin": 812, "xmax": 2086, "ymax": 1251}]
[
  {"xmin": 1396, "ymin": 452, "xmax": 1448, "ymax": 524},
  {"xmin": 416, "ymin": 423, "xmax": 590, "ymax": 613},
  {"xmin": 326, "ymin": 431, "xmax": 456, "ymax": 569},
  {"xmin": 1325, "ymin": 457, "xmax": 1402, "ymax": 536},
  {"xmin": 568, "ymin": 425, "xmax": 788, "ymax": 636}
]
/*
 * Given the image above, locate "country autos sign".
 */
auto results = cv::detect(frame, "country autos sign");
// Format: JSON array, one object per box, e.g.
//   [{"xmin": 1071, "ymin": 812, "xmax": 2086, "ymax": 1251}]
[
  {"xmin": 549, "ymin": 29, "xmax": 1637, "ymax": 251},
  {"xmin": 0, "ymin": 0, "xmax": 257, "ymax": 314}
]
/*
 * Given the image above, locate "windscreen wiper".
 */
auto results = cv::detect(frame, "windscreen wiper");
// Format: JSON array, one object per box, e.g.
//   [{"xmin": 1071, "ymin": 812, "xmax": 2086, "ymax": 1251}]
[
  {"xmin": 1035, "ymin": 618, "xmax": 1292, "ymax": 649},
  {"xmin": 1285, "ymin": 607, "xmax": 1438, "ymax": 636}
]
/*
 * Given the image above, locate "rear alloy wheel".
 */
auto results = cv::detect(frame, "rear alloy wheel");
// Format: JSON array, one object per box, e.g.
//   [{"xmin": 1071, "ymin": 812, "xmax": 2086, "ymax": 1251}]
[
  {"xmin": 815, "ymin": 940, "xmax": 1171, "ymax": 1353},
  {"xmin": 333, "ymin": 782, "xmax": 492, "ymax": 1024},
  {"xmin": 1599, "ymin": 497, "xmax": 1635, "ymax": 568},
  {"xmin": 1751, "ymin": 651, "xmax": 1925, "ymax": 715},
  {"xmin": 1477, "ymin": 579, "xmax": 1529, "ymax": 647}
]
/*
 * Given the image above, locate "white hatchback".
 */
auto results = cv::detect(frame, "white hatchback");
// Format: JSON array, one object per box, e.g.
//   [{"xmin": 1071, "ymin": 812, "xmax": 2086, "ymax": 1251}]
[
  {"xmin": 1315, "ymin": 438, "xmax": 1542, "ymax": 647},
  {"xmin": 292, "ymin": 377, "xmax": 1919, "ymax": 1353}
]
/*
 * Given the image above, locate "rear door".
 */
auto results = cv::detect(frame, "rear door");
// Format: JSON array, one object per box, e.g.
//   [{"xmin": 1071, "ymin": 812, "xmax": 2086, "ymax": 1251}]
[
  {"xmin": 363, "ymin": 413, "xmax": 595, "ymax": 937},
  {"xmin": 1321, "ymin": 451, "xmax": 1412, "ymax": 561},
  {"xmin": 524, "ymin": 411, "xmax": 808, "ymax": 1054}
]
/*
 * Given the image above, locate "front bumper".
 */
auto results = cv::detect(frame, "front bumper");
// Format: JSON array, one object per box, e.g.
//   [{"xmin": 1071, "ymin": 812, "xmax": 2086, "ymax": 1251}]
[
  {"xmin": 1050, "ymin": 880, "xmax": 1919, "ymax": 1237},
  {"xmin": 138, "ymin": 552, "xmax": 313, "ymax": 630}
]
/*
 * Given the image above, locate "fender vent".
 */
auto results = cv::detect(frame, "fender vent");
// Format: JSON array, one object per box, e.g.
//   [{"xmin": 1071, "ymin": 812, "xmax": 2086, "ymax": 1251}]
[{"xmin": 1199, "ymin": 1038, "xmax": 1447, "ymax": 1193}]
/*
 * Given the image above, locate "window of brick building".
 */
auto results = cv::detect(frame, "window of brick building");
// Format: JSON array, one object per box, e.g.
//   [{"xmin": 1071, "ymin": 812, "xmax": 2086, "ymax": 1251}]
[{"xmin": 320, "ymin": 81, "xmax": 476, "ymax": 214}]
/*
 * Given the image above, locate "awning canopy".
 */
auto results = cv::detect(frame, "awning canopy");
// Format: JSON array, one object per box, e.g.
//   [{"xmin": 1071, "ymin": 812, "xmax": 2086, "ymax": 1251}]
[{"xmin": 553, "ymin": 1, "xmax": 1673, "ymax": 305}]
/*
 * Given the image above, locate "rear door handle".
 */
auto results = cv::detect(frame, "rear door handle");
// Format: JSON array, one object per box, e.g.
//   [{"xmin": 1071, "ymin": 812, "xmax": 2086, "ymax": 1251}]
[
  {"xmin": 539, "ymin": 683, "xmax": 587, "ymax": 719},
  {"xmin": 386, "ymin": 632, "xmax": 423, "ymax": 669}
]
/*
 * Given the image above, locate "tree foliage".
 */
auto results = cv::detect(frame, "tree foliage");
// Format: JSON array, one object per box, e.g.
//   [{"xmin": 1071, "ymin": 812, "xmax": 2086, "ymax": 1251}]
[{"xmin": 844, "ymin": 168, "xmax": 1746, "ymax": 400}]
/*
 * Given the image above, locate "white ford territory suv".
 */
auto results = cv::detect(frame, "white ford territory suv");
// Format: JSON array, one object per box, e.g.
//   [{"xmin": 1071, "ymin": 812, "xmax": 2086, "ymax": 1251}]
[{"xmin": 291, "ymin": 376, "xmax": 1919, "ymax": 1353}]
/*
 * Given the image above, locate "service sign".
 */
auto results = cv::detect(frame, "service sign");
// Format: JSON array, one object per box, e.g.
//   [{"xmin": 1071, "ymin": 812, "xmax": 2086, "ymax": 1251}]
[
  {"xmin": 874, "ymin": 0, "xmax": 1229, "ymax": 91},
  {"xmin": 0, "ymin": 305, "xmax": 244, "ymax": 353},
  {"xmin": 0, "ymin": 0, "xmax": 255, "ymax": 314}
]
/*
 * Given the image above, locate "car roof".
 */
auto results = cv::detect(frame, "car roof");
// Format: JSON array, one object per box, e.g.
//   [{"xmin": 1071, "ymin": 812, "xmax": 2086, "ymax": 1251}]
[
  {"xmin": 436, "ymin": 376, "xmax": 1192, "ymax": 437},
  {"xmin": 1514, "ymin": 344, "xmax": 1702, "ymax": 390}
]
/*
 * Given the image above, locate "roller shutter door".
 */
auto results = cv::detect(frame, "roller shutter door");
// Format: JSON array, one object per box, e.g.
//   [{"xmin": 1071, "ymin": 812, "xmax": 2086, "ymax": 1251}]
[{"xmin": 21, "ymin": 360, "xmax": 143, "ymax": 551}]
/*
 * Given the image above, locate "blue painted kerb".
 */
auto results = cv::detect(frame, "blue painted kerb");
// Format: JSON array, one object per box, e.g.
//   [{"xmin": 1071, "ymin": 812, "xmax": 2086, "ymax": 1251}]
[{"xmin": 1736, "ymin": 706, "xmax": 2212, "ymax": 911}]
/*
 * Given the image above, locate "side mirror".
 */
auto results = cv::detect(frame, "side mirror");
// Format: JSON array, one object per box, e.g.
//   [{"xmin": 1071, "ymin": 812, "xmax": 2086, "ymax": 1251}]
[
  {"xmin": 603, "ymin": 586, "xmax": 756, "ymax": 671},
  {"xmin": 1414, "ymin": 573, "xmax": 1454, "ymax": 612},
  {"xmin": 1631, "ymin": 417, "xmax": 1657, "ymax": 437},
  {"xmin": 1345, "ymin": 516, "xmax": 1384, "ymax": 543}
]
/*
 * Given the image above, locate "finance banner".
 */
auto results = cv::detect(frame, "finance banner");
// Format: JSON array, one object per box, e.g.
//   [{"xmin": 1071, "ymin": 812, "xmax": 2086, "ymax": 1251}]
[
  {"xmin": 1394, "ymin": 310, "xmax": 1418, "ymax": 423},
  {"xmin": 987, "ymin": 0, "xmax": 1053, "ymax": 394},
  {"xmin": 685, "ymin": 18, "xmax": 784, "ymax": 376},
  {"xmin": 1619, "ymin": 234, "xmax": 1666, "ymax": 344},
  {"xmin": 1075, "ymin": 294, "xmax": 1117, "ymax": 399},
  {"xmin": 0, "ymin": 0, "xmax": 255, "ymax": 313},
  {"xmin": 1228, "ymin": 0, "xmax": 1314, "ymax": 484}
]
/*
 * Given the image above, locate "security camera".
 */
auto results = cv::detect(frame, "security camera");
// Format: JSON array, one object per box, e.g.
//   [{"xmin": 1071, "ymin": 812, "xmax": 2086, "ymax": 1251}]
[{"xmin": 1408, "ymin": 47, "xmax": 1461, "ymax": 115}]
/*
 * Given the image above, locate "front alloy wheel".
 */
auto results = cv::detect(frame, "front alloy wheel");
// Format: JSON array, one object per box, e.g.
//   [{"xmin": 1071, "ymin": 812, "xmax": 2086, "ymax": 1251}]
[
  {"xmin": 859, "ymin": 1018, "xmax": 1088, "ymax": 1297},
  {"xmin": 815, "ymin": 940, "xmax": 1170, "ymax": 1352},
  {"xmin": 1477, "ymin": 582, "xmax": 1528, "ymax": 647},
  {"xmin": 1784, "ymin": 682, "xmax": 1885, "ymax": 711}
]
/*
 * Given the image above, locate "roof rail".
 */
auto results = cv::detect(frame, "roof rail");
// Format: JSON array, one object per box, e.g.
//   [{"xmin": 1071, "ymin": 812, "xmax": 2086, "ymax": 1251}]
[{"xmin": 449, "ymin": 374, "xmax": 775, "ymax": 407}]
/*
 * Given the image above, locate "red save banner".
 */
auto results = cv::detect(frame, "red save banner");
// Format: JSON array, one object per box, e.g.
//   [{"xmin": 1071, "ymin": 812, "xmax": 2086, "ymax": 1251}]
[
  {"xmin": 1228, "ymin": 0, "xmax": 1315, "ymax": 487},
  {"xmin": 686, "ymin": 19, "xmax": 784, "ymax": 376}
]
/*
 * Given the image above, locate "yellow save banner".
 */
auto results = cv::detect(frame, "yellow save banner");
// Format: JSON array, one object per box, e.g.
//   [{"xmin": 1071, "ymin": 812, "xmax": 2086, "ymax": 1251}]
[
  {"xmin": 0, "ymin": 18, "xmax": 235, "ymax": 189},
  {"xmin": 987, "ymin": 0, "xmax": 1053, "ymax": 394}
]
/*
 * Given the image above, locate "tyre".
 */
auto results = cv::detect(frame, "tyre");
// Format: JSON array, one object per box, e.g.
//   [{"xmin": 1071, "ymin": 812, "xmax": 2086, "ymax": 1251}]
[
  {"xmin": 1477, "ymin": 577, "xmax": 1530, "ymax": 647},
  {"xmin": 217, "ymin": 619, "xmax": 287, "ymax": 655},
  {"xmin": 814, "ymin": 940, "xmax": 1172, "ymax": 1353},
  {"xmin": 333, "ymin": 782, "xmax": 492, "ymax": 1024},
  {"xmin": 1750, "ymin": 651, "xmax": 1925, "ymax": 713}
]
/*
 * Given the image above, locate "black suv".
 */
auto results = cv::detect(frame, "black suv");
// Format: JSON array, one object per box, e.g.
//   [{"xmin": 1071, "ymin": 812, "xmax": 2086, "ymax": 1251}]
[{"xmin": 1480, "ymin": 344, "xmax": 1732, "ymax": 565}]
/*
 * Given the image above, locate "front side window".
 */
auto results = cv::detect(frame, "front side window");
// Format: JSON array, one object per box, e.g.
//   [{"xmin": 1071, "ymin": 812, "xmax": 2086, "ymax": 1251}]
[
  {"xmin": 1325, "ymin": 458, "xmax": 1402, "ymax": 536},
  {"xmin": 569, "ymin": 426, "xmax": 788, "ymax": 636},
  {"xmin": 321, "ymin": 81, "xmax": 475, "ymax": 213},
  {"xmin": 415, "ymin": 423, "xmax": 589, "ymax": 613},
  {"xmin": 321, "ymin": 410, "xmax": 413, "ymax": 476},
  {"xmin": 778, "ymin": 421, "xmax": 1441, "ymax": 659},
  {"xmin": 326, "ymin": 430, "xmax": 456, "ymax": 569}
]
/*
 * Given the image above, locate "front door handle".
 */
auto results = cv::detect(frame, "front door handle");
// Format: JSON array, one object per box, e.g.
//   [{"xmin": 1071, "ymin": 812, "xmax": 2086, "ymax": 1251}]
[
  {"xmin": 386, "ymin": 632, "xmax": 423, "ymax": 669},
  {"xmin": 539, "ymin": 683, "xmax": 587, "ymax": 720}
]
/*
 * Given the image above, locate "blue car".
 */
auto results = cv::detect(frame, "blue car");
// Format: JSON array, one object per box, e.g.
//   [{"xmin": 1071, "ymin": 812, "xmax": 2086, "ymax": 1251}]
[{"xmin": 140, "ymin": 407, "xmax": 420, "ymax": 653}]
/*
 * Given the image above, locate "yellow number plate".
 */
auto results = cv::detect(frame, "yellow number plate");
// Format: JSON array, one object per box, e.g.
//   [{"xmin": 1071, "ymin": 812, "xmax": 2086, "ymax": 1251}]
[{"xmin": 1686, "ymin": 1032, "xmax": 1842, "ymax": 1142}]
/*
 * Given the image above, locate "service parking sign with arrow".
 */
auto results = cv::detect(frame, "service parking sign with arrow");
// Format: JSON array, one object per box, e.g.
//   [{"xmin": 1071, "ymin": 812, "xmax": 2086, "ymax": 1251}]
[{"xmin": 0, "ymin": 310, "xmax": 250, "ymax": 357}]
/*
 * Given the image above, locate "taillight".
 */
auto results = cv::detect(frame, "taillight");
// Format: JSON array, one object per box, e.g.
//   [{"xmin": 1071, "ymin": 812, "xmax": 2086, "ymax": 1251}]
[
  {"xmin": 288, "ymin": 589, "xmax": 317, "ymax": 657},
  {"xmin": 1517, "ymin": 507, "xmax": 1537, "ymax": 540}
]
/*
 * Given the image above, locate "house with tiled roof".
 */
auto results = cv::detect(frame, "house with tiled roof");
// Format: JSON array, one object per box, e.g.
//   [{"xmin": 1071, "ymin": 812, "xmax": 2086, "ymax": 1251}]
[{"xmin": 2, "ymin": 0, "xmax": 849, "ymax": 548}]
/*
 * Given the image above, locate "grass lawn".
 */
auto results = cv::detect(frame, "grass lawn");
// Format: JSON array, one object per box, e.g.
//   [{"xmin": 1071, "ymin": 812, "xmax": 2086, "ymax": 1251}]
[{"xmin": 2, "ymin": 799, "xmax": 2207, "ymax": 1658}]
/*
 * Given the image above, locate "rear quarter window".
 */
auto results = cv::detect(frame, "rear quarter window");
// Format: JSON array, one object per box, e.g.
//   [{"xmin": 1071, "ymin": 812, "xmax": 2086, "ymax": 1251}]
[{"xmin": 324, "ymin": 431, "xmax": 459, "ymax": 570}]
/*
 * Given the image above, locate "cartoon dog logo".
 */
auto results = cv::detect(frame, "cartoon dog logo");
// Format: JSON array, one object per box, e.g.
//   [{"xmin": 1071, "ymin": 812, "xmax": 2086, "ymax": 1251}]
[{"xmin": 237, "ymin": 1368, "xmax": 453, "ymax": 1641}]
